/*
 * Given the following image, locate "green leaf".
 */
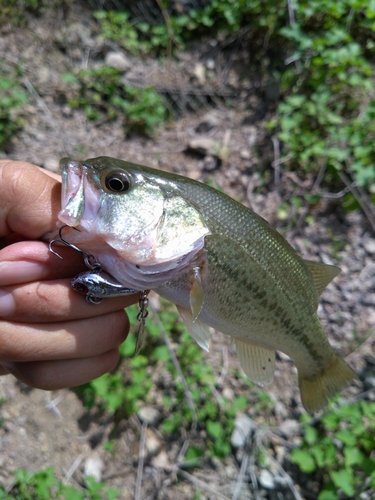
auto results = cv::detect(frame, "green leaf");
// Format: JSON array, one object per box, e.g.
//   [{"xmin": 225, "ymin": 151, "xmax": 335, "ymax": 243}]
[
  {"xmin": 330, "ymin": 469, "xmax": 355, "ymax": 497},
  {"xmin": 206, "ymin": 420, "xmax": 223, "ymax": 440},
  {"xmin": 290, "ymin": 448, "xmax": 316, "ymax": 473}
]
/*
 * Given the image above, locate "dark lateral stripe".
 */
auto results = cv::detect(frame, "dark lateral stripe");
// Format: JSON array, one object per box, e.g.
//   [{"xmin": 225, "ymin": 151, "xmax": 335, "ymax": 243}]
[{"xmin": 207, "ymin": 246, "xmax": 324, "ymax": 364}]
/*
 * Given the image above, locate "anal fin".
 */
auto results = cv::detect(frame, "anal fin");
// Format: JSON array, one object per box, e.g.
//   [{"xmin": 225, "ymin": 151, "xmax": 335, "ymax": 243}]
[
  {"xmin": 235, "ymin": 338, "xmax": 275, "ymax": 386},
  {"xmin": 177, "ymin": 305, "xmax": 210, "ymax": 352}
]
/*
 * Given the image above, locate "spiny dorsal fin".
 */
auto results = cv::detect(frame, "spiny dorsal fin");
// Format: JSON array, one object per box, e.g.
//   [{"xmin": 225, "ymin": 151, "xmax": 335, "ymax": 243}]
[
  {"xmin": 177, "ymin": 305, "xmax": 210, "ymax": 352},
  {"xmin": 235, "ymin": 338, "xmax": 275, "ymax": 386},
  {"xmin": 303, "ymin": 260, "xmax": 341, "ymax": 297}
]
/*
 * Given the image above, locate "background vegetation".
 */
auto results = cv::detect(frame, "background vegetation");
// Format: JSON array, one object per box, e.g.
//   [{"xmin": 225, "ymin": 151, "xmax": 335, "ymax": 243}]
[{"xmin": 0, "ymin": 0, "xmax": 374, "ymax": 498}]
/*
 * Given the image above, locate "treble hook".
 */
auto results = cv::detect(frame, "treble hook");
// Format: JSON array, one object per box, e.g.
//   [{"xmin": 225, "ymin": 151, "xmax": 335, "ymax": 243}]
[{"xmin": 49, "ymin": 226, "xmax": 102, "ymax": 271}]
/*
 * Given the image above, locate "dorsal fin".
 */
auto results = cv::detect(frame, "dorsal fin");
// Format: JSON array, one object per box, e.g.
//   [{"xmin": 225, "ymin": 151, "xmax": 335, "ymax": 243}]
[
  {"xmin": 235, "ymin": 338, "xmax": 275, "ymax": 386},
  {"xmin": 176, "ymin": 305, "xmax": 211, "ymax": 351},
  {"xmin": 303, "ymin": 260, "xmax": 341, "ymax": 297}
]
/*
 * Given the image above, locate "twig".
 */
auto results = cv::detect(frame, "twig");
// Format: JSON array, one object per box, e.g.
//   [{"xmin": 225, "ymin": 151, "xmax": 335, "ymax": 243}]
[
  {"xmin": 150, "ymin": 307, "xmax": 198, "ymax": 432},
  {"xmin": 248, "ymin": 451, "xmax": 262, "ymax": 500},
  {"xmin": 44, "ymin": 391, "xmax": 66, "ymax": 418},
  {"xmin": 154, "ymin": 0, "xmax": 179, "ymax": 57},
  {"xmin": 217, "ymin": 344, "xmax": 229, "ymax": 387},
  {"xmin": 63, "ymin": 455, "xmax": 84, "ymax": 485},
  {"xmin": 177, "ymin": 469, "xmax": 231, "ymax": 500},
  {"xmin": 135, "ymin": 421, "xmax": 148, "ymax": 500},
  {"xmin": 22, "ymin": 76, "xmax": 54, "ymax": 120},
  {"xmin": 256, "ymin": 429, "xmax": 302, "ymax": 500},
  {"xmin": 231, "ymin": 452, "xmax": 249, "ymax": 500},
  {"xmin": 288, "ymin": 0, "xmax": 296, "ymax": 24},
  {"xmin": 271, "ymin": 135, "xmax": 281, "ymax": 187},
  {"xmin": 339, "ymin": 170, "xmax": 375, "ymax": 233}
]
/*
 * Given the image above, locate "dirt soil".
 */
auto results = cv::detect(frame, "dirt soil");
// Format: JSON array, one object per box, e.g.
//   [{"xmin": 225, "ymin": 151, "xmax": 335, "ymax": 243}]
[{"xmin": 0, "ymin": 3, "xmax": 374, "ymax": 500}]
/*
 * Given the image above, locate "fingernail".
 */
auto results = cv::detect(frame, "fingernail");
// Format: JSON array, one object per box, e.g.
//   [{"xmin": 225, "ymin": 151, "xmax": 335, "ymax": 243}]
[
  {"xmin": 0, "ymin": 261, "xmax": 46, "ymax": 286},
  {"xmin": 0, "ymin": 289, "xmax": 15, "ymax": 316}
]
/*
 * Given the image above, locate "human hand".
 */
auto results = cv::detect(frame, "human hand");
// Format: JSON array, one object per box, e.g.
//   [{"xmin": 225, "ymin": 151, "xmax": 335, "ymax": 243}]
[{"xmin": 0, "ymin": 160, "xmax": 139, "ymax": 389}]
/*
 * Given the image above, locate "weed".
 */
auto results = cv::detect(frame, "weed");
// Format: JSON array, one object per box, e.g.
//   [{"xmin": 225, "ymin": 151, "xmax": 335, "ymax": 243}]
[
  {"xmin": 64, "ymin": 68, "xmax": 167, "ymax": 135},
  {"xmin": 291, "ymin": 400, "xmax": 375, "ymax": 499},
  {"xmin": 0, "ymin": 466, "xmax": 119, "ymax": 500},
  {"xmin": 0, "ymin": 60, "xmax": 28, "ymax": 150}
]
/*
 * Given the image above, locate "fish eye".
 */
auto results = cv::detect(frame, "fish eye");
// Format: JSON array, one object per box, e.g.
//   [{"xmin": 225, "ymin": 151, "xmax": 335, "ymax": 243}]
[{"xmin": 105, "ymin": 172, "xmax": 131, "ymax": 193}]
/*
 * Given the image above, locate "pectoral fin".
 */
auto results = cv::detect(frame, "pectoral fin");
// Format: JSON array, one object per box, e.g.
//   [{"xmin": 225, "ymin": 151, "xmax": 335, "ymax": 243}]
[
  {"xmin": 303, "ymin": 260, "xmax": 341, "ymax": 297},
  {"xmin": 235, "ymin": 338, "xmax": 275, "ymax": 385},
  {"xmin": 190, "ymin": 274, "xmax": 204, "ymax": 321},
  {"xmin": 177, "ymin": 305, "xmax": 210, "ymax": 351}
]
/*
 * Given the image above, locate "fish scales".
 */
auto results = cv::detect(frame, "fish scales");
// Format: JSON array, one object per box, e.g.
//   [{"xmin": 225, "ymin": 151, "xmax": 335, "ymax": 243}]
[{"xmin": 57, "ymin": 156, "xmax": 357, "ymax": 413}]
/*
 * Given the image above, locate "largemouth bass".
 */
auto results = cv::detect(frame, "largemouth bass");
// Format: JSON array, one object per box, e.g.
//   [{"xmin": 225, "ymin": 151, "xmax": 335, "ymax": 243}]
[{"xmin": 57, "ymin": 156, "xmax": 356, "ymax": 413}]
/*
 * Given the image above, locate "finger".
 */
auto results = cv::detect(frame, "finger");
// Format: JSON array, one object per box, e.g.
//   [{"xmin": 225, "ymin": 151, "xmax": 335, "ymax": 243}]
[
  {"xmin": 0, "ymin": 277, "xmax": 139, "ymax": 322},
  {"xmin": 0, "ymin": 310, "xmax": 130, "ymax": 362},
  {"xmin": 0, "ymin": 241, "xmax": 91, "ymax": 286},
  {"xmin": 1, "ymin": 348, "xmax": 120, "ymax": 390},
  {"xmin": 0, "ymin": 161, "xmax": 61, "ymax": 239}
]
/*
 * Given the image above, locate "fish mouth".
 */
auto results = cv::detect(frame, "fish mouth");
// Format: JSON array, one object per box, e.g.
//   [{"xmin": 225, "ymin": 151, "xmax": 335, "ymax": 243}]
[{"xmin": 59, "ymin": 158, "xmax": 85, "ymax": 227}]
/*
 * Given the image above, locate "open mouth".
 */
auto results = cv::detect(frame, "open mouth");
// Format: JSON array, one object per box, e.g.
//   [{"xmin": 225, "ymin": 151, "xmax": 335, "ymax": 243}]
[{"xmin": 59, "ymin": 159, "xmax": 85, "ymax": 227}]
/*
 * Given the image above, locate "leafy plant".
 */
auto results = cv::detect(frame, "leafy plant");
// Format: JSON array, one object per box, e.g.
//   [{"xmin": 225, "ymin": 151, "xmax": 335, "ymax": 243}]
[
  {"xmin": 63, "ymin": 67, "xmax": 167, "ymax": 135},
  {"xmin": 271, "ymin": 0, "xmax": 375, "ymax": 200},
  {"xmin": 291, "ymin": 400, "xmax": 375, "ymax": 499},
  {"xmin": 0, "ymin": 61, "xmax": 28, "ymax": 150},
  {"xmin": 0, "ymin": 0, "xmax": 45, "ymax": 25},
  {"xmin": 0, "ymin": 466, "xmax": 119, "ymax": 500}
]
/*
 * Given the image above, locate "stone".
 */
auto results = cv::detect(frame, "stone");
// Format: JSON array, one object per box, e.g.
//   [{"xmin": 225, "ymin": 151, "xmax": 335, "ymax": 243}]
[
  {"xmin": 364, "ymin": 239, "xmax": 375, "ymax": 254},
  {"xmin": 42, "ymin": 157, "xmax": 60, "ymax": 173},
  {"xmin": 230, "ymin": 413, "xmax": 254, "ymax": 448},
  {"xmin": 195, "ymin": 111, "xmax": 219, "ymax": 133},
  {"xmin": 84, "ymin": 452, "xmax": 104, "ymax": 482},
  {"xmin": 145, "ymin": 428, "xmax": 161, "ymax": 455},
  {"xmin": 105, "ymin": 51, "xmax": 131, "ymax": 72},
  {"xmin": 278, "ymin": 419, "xmax": 300, "ymax": 439},
  {"xmin": 187, "ymin": 137, "xmax": 218, "ymax": 156},
  {"xmin": 259, "ymin": 469, "xmax": 275, "ymax": 490},
  {"xmin": 137, "ymin": 406, "xmax": 160, "ymax": 425}
]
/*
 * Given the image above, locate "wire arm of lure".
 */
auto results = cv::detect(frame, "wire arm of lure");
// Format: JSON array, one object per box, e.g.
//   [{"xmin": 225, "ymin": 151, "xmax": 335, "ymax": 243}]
[{"xmin": 49, "ymin": 226, "xmax": 102, "ymax": 271}]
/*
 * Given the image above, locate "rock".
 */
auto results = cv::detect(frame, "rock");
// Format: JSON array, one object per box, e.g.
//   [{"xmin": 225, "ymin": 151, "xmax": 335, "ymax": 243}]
[
  {"xmin": 278, "ymin": 419, "xmax": 300, "ymax": 439},
  {"xmin": 84, "ymin": 452, "xmax": 104, "ymax": 482},
  {"xmin": 195, "ymin": 111, "xmax": 219, "ymax": 133},
  {"xmin": 151, "ymin": 450, "xmax": 171, "ymax": 470},
  {"xmin": 187, "ymin": 137, "xmax": 219, "ymax": 156},
  {"xmin": 42, "ymin": 157, "xmax": 60, "ymax": 173},
  {"xmin": 364, "ymin": 239, "xmax": 375, "ymax": 254},
  {"xmin": 364, "ymin": 376, "xmax": 375, "ymax": 391},
  {"xmin": 137, "ymin": 406, "xmax": 160, "ymax": 425},
  {"xmin": 240, "ymin": 149, "xmax": 251, "ymax": 159},
  {"xmin": 193, "ymin": 62, "xmax": 206, "ymax": 84},
  {"xmin": 259, "ymin": 468, "xmax": 275, "ymax": 490},
  {"xmin": 105, "ymin": 51, "xmax": 131, "ymax": 72},
  {"xmin": 230, "ymin": 413, "xmax": 254, "ymax": 448},
  {"xmin": 145, "ymin": 428, "xmax": 161, "ymax": 455}
]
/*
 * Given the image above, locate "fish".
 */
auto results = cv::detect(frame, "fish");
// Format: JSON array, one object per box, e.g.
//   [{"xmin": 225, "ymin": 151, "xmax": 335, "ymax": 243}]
[{"xmin": 57, "ymin": 155, "xmax": 356, "ymax": 413}]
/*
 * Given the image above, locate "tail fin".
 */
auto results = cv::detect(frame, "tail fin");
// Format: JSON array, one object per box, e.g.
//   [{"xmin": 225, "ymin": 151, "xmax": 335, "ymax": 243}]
[{"xmin": 299, "ymin": 354, "xmax": 357, "ymax": 413}]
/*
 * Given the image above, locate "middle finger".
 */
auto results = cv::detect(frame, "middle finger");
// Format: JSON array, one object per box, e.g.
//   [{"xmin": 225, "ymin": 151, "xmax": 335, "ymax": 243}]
[{"xmin": 0, "ymin": 278, "xmax": 139, "ymax": 323}]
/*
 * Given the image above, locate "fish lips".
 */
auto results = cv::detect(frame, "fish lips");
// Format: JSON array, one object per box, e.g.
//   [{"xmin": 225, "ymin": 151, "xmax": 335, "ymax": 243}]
[{"xmin": 59, "ymin": 158, "xmax": 100, "ymax": 228}]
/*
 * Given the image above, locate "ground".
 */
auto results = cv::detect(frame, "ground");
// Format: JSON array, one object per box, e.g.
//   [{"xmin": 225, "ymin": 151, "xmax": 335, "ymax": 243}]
[{"xmin": 0, "ymin": 2, "xmax": 374, "ymax": 499}]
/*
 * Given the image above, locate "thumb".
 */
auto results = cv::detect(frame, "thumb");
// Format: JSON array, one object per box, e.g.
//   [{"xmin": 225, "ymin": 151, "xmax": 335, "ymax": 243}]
[{"xmin": 0, "ymin": 161, "xmax": 61, "ymax": 239}]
